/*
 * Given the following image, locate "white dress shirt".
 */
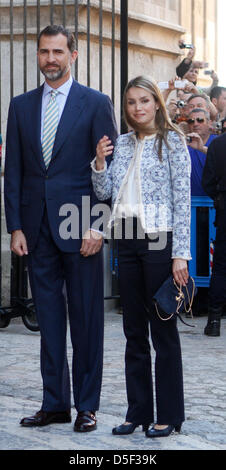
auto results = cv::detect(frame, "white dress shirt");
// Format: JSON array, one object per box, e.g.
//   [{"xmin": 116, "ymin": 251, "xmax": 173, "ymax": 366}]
[
  {"xmin": 114, "ymin": 134, "xmax": 156, "ymax": 220},
  {"xmin": 41, "ymin": 75, "xmax": 73, "ymax": 141}
]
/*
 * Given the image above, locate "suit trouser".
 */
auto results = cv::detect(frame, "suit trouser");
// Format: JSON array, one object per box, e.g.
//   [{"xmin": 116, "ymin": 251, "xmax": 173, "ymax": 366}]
[
  {"xmin": 209, "ymin": 206, "xmax": 226, "ymax": 309},
  {"xmin": 27, "ymin": 208, "xmax": 104, "ymax": 413},
  {"xmin": 117, "ymin": 227, "xmax": 185, "ymax": 426}
]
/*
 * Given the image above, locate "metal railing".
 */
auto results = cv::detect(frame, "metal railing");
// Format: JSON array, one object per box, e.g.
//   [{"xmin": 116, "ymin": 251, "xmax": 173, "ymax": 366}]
[{"xmin": 0, "ymin": 0, "xmax": 129, "ymax": 134}]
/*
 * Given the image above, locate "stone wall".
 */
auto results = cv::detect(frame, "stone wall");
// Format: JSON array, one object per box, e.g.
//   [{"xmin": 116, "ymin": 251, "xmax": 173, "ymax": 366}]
[
  {"xmin": 0, "ymin": 0, "xmax": 187, "ymax": 142},
  {"xmin": 0, "ymin": 0, "xmax": 218, "ymax": 142},
  {"xmin": 180, "ymin": 0, "xmax": 218, "ymax": 85}
]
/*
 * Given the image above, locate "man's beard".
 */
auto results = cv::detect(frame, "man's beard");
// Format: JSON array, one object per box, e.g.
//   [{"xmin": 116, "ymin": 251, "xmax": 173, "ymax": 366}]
[{"xmin": 41, "ymin": 65, "xmax": 68, "ymax": 82}]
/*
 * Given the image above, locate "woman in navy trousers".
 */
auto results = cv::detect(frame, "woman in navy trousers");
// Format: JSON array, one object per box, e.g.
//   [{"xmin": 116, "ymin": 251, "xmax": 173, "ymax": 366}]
[{"xmin": 92, "ymin": 76, "xmax": 191, "ymax": 438}]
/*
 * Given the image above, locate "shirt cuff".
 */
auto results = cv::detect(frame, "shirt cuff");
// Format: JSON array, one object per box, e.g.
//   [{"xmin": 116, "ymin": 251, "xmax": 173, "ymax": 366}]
[
  {"xmin": 90, "ymin": 157, "xmax": 107, "ymax": 173},
  {"xmin": 90, "ymin": 228, "xmax": 107, "ymax": 238}
]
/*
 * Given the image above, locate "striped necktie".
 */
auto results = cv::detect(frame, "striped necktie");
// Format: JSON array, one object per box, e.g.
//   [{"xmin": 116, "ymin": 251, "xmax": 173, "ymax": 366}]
[{"xmin": 42, "ymin": 90, "xmax": 59, "ymax": 168}]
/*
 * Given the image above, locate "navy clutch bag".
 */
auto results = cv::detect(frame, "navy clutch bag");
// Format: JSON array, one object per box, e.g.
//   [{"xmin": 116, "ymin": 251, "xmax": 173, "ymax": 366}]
[{"xmin": 153, "ymin": 275, "xmax": 197, "ymax": 327}]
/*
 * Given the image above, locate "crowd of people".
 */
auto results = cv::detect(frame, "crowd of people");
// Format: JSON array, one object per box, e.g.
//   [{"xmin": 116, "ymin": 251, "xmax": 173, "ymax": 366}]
[
  {"xmin": 1, "ymin": 27, "xmax": 226, "ymax": 440},
  {"xmin": 163, "ymin": 48, "xmax": 226, "ymax": 192},
  {"xmin": 160, "ymin": 42, "xmax": 226, "ymax": 338},
  {"xmin": 164, "ymin": 43, "xmax": 226, "ymax": 197}
]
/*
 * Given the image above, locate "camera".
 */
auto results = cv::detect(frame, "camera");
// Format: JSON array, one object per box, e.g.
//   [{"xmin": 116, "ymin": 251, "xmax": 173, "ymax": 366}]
[
  {"xmin": 177, "ymin": 100, "xmax": 185, "ymax": 108},
  {"xmin": 174, "ymin": 79, "xmax": 188, "ymax": 89},
  {"xmin": 179, "ymin": 42, "xmax": 194, "ymax": 49},
  {"xmin": 158, "ymin": 81, "xmax": 169, "ymax": 90},
  {"xmin": 186, "ymin": 136, "xmax": 193, "ymax": 143}
]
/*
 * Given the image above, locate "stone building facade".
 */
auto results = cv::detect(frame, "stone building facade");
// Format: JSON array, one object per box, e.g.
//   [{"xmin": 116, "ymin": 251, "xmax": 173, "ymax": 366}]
[{"xmin": 0, "ymin": 0, "xmax": 218, "ymax": 139}]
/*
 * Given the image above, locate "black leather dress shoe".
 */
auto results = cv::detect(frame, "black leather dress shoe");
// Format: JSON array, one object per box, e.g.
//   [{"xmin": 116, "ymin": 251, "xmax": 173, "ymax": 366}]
[
  {"xmin": 146, "ymin": 423, "xmax": 182, "ymax": 438},
  {"xmin": 20, "ymin": 410, "xmax": 71, "ymax": 427},
  {"xmin": 74, "ymin": 411, "xmax": 97, "ymax": 432},
  {"xmin": 112, "ymin": 422, "xmax": 149, "ymax": 435},
  {"xmin": 204, "ymin": 306, "xmax": 222, "ymax": 336}
]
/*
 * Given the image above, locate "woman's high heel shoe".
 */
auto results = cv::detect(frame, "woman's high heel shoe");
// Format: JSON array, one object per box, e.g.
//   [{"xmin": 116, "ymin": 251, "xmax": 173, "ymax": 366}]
[
  {"xmin": 145, "ymin": 423, "xmax": 182, "ymax": 438},
  {"xmin": 112, "ymin": 422, "xmax": 150, "ymax": 435}
]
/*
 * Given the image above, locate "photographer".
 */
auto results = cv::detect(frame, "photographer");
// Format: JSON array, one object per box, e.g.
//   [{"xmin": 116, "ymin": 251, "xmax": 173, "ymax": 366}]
[
  {"xmin": 176, "ymin": 40, "xmax": 219, "ymax": 96},
  {"xmin": 187, "ymin": 108, "xmax": 217, "ymax": 279},
  {"xmin": 163, "ymin": 77, "xmax": 196, "ymax": 118},
  {"xmin": 167, "ymin": 91, "xmax": 192, "ymax": 134},
  {"xmin": 202, "ymin": 133, "xmax": 226, "ymax": 336},
  {"xmin": 161, "ymin": 77, "xmax": 197, "ymax": 104},
  {"xmin": 186, "ymin": 108, "xmax": 217, "ymax": 195},
  {"xmin": 176, "ymin": 42, "xmax": 202, "ymax": 79}
]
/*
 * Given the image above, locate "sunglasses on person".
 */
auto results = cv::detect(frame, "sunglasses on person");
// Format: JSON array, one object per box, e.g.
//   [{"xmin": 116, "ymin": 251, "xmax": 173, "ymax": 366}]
[{"xmin": 187, "ymin": 117, "xmax": 205, "ymax": 124}]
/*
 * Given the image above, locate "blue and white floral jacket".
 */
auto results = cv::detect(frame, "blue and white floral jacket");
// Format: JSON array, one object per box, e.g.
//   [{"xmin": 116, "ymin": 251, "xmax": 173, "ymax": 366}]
[{"xmin": 91, "ymin": 130, "xmax": 191, "ymax": 260}]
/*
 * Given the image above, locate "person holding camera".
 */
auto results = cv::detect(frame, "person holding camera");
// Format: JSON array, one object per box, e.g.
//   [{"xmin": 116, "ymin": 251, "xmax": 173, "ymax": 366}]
[
  {"xmin": 167, "ymin": 89, "xmax": 193, "ymax": 130},
  {"xmin": 176, "ymin": 41, "xmax": 197, "ymax": 80},
  {"xmin": 184, "ymin": 67, "xmax": 218, "ymax": 97},
  {"xmin": 177, "ymin": 40, "xmax": 219, "ymax": 97},
  {"xmin": 186, "ymin": 108, "xmax": 217, "ymax": 195},
  {"xmin": 187, "ymin": 108, "xmax": 217, "ymax": 279},
  {"xmin": 202, "ymin": 132, "xmax": 226, "ymax": 336}
]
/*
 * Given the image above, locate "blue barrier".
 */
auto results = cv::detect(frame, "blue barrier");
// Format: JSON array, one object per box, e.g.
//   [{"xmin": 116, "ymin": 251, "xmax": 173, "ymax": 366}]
[{"xmin": 189, "ymin": 196, "xmax": 216, "ymax": 288}]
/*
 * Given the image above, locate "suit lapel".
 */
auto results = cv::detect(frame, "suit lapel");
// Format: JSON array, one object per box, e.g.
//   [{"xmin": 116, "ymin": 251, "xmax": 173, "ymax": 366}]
[
  {"xmin": 51, "ymin": 80, "xmax": 86, "ymax": 162},
  {"xmin": 26, "ymin": 84, "xmax": 46, "ymax": 172},
  {"xmin": 25, "ymin": 80, "xmax": 86, "ymax": 170}
]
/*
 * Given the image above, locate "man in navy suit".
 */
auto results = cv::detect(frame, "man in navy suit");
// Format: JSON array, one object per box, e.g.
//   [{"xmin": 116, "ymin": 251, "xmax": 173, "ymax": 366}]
[
  {"xmin": 4, "ymin": 25, "xmax": 118, "ymax": 432},
  {"xmin": 202, "ymin": 133, "xmax": 226, "ymax": 337}
]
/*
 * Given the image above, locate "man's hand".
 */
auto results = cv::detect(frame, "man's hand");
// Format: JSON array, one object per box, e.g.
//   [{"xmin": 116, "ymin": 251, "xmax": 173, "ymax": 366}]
[
  {"xmin": 187, "ymin": 133, "xmax": 207, "ymax": 153},
  {"xmin": 80, "ymin": 229, "xmax": 103, "ymax": 257},
  {"xmin": 11, "ymin": 230, "xmax": 28, "ymax": 256},
  {"xmin": 210, "ymin": 70, "xmax": 219, "ymax": 82}
]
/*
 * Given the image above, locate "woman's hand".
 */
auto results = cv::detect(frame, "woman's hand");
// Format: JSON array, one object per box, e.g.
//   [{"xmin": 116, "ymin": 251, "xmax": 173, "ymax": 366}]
[
  {"xmin": 96, "ymin": 135, "xmax": 114, "ymax": 171},
  {"xmin": 172, "ymin": 259, "xmax": 189, "ymax": 287}
]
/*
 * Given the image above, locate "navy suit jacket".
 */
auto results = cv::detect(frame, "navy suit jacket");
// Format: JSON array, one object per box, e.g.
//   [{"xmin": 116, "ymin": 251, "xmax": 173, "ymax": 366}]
[
  {"xmin": 4, "ymin": 79, "xmax": 118, "ymax": 252},
  {"xmin": 202, "ymin": 133, "xmax": 226, "ymax": 200}
]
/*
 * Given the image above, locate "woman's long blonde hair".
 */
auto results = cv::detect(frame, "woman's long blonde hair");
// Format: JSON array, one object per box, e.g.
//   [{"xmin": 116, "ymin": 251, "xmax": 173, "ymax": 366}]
[{"xmin": 123, "ymin": 75, "xmax": 183, "ymax": 160}]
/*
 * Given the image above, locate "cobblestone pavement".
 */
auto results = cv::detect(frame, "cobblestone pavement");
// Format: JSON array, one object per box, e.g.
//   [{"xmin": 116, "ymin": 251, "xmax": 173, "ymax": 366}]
[{"xmin": 0, "ymin": 310, "xmax": 226, "ymax": 451}]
